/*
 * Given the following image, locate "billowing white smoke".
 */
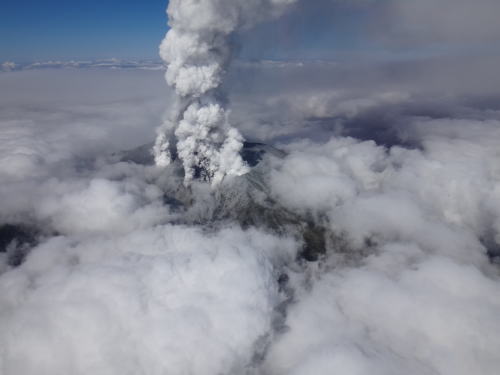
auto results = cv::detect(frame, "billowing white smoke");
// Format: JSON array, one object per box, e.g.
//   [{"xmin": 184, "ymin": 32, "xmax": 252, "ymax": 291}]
[{"xmin": 154, "ymin": 0, "xmax": 296, "ymax": 185}]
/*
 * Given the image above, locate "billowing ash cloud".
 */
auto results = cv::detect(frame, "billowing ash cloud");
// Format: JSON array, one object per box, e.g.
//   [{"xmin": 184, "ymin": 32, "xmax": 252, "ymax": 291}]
[
  {"xmin": 380, "ymin": 0, "xmax": 500, "ymax": 45},
  {"xmin": 153, "ymin": 0, "xmax": 297, "ymax": 185}
]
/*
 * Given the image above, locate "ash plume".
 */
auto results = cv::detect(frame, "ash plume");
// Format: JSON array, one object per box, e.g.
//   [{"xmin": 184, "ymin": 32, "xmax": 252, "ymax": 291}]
[{"xmin": 153, "ymin": 0, "xmax": 297, "ymax": 185}]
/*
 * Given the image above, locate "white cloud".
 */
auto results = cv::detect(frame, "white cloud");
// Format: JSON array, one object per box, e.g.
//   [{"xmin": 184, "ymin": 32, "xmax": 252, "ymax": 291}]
[
  {"xmin": 1, "ymin": 62, "xmax": 16, "ymax": 72},
  {"xmin": 1, "ymin": 55, "xmax": 500, "ymax": 375},
  {"xmin": 0, "ymin": 225, "xmax": 295, "ymax": 375},
  {"xmin": 264, "ymin": 253, "xmax": 500, "ymax": 375}
]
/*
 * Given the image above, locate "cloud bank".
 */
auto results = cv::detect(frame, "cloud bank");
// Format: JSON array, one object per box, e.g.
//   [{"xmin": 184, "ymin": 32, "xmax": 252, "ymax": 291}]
[{"xmin": 0, "ymin": 59, "xmax": 164, "ymax": 72}]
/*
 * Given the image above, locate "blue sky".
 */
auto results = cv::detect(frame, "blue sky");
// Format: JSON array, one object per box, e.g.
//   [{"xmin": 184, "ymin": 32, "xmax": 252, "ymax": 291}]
[
  {"xmin": 1, "ymin": 0, "xmax": 168, "ymax": 61},
  {"xmin": 2, "ymin": 0, "xmax": 497, "ymax": 63},
  {"xmin": 0, "ymin": 0, "xmax": 375, "ymax": 62}
]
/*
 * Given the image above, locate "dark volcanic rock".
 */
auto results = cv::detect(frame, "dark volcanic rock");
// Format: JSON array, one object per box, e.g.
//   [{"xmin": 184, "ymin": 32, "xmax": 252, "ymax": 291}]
[
  {"xmin": 0, "ymin": 224, "xmax": 39, "ymax": 267},
  {"xmin": 114, "ymin": 140, "xmax": 334, "ymax": 262},
  {"xmin": 301, "ymin": 223, "xmax": 327, "ymax": 262},
  {"xmin": 112, "ymin": 141, "xmax": 286, "ymax": 168}
]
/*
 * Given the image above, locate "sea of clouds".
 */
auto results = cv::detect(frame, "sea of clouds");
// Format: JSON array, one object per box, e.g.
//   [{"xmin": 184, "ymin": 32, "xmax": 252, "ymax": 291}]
[{"xmin": 1, "ymin": 55, "xmax": 499, "ymax": 374}]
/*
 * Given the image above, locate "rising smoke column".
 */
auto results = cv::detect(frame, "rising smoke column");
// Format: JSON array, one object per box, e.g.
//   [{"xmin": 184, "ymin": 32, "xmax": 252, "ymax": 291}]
[{"xmin": 154, "ymin": 0, "xmax": 297, "ymax": 185}]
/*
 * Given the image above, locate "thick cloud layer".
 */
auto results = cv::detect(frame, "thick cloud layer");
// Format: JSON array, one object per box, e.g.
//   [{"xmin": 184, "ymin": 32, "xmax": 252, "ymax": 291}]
[
  {"xmin": 1, "ymin": 32, "xmax": 500, "ymax": 375},
  {"xmin": 0, "ymin": 223, "xmax": 296, "ymax": 374}
]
